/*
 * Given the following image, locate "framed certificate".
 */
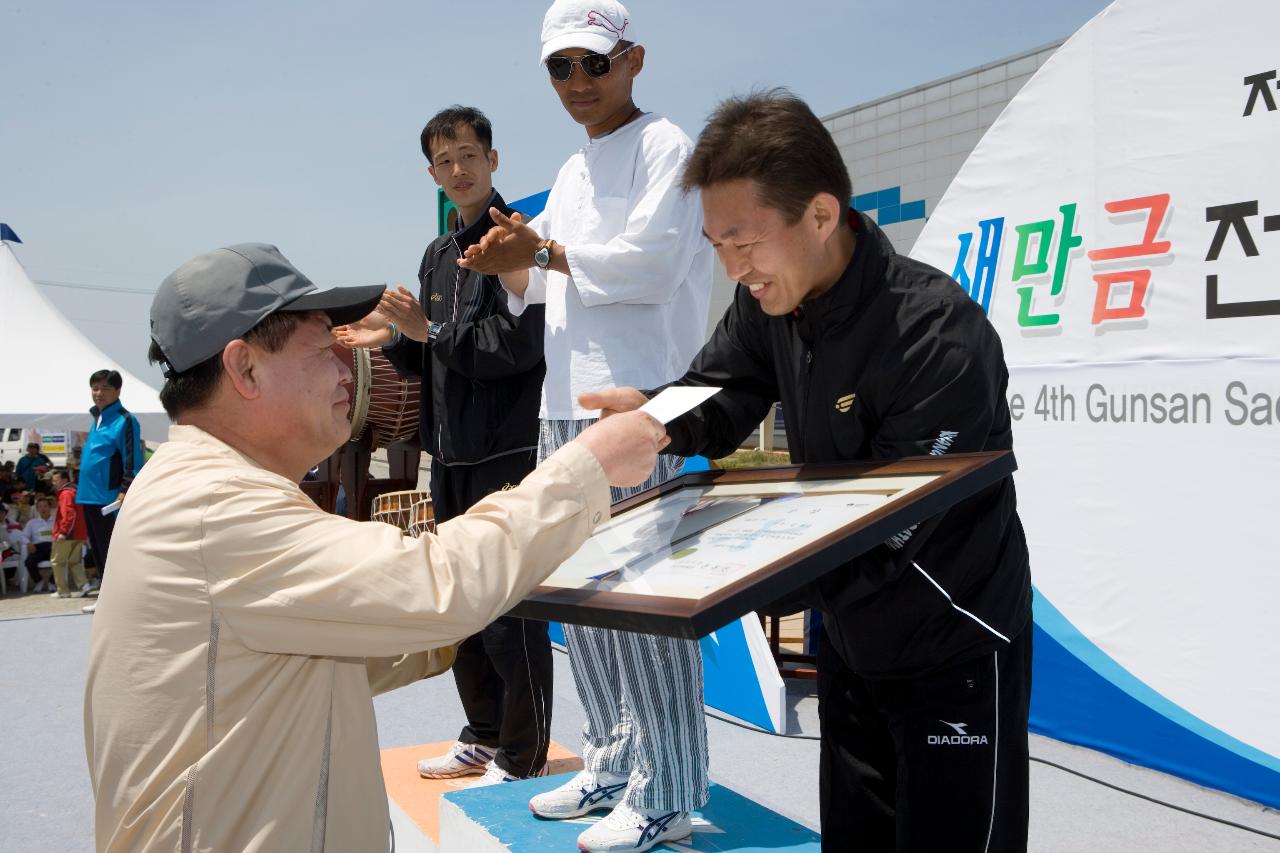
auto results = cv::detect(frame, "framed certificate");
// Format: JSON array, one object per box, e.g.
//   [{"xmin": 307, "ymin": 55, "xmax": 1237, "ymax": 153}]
[{"xmin": 510, "ymin": 451, "xmax": 1017, "ymax": 639}]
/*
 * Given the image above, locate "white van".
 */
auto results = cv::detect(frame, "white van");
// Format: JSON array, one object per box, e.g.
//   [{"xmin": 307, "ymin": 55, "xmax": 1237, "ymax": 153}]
[
  {"xmin": 0, "ymin": 428, "xmax": 69, "ymax": 469},
  {"xmin": 0, "ymin": 427, "xmax": 27, "ymax": 466}
]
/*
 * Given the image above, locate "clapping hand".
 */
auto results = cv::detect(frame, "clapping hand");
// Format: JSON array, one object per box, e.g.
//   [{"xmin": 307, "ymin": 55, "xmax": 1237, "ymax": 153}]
[
  {"xmin": 378, "ymin": 287, "xmax": 431, "ymax": 342},
  {"xmin": 457, "ymin": 209, "xmax": 540, "ymax": 274},
  {"xmin": 333, "ymin": 308, "xmax": 395, "ymax": 349}
]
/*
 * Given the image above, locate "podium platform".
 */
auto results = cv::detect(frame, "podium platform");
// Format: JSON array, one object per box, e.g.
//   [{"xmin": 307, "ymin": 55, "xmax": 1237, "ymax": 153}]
[
  {"xmin": 381, "ymin": 740, "xmax": 585, "ymax": 852},
  {"xmin": 438, "ymin": 771, "xmax": 821, "ymax": 852}
]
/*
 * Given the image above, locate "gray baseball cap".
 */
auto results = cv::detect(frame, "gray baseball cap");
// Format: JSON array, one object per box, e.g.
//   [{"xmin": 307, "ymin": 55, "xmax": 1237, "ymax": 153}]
[{"xmin": 150, "ymin": 243, "xmax": 384, "ymax": 376}]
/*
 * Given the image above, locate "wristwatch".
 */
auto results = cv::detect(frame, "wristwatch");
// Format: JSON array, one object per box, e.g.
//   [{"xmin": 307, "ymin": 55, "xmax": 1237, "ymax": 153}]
[
  {"xmin": 533, "ymin": 239, "xmax": 554, "ymax": 270},
  {"xmin": 427, "ymin": 322, "xmax": 443, "ymax": 342}
]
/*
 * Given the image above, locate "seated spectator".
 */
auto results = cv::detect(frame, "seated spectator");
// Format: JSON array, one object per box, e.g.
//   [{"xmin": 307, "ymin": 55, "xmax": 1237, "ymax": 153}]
[
  {"xmin": 8, "ymin": 488, "xmax": 35, "ymax": 525},
  {"xmin": 23, "ymin": 496, "xmax": 55, "ymax": 593},
  {"xmin": 0, "ymin": 503, "xmax": 27, "ymax": 591},
  {"xmin": 15, "ymin": 443, "xmax": 52, "ymax": 490},
  {"xmin": 50, "ymin": 469, "xmax": 90, "ymax": 598}
]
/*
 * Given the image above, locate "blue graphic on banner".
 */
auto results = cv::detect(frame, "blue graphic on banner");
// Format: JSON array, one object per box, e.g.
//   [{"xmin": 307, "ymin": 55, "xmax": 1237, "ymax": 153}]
[
  {"xmin": 0, "ymin": 223, "xmax": 22, "ymax": 244},
  {"xmin": 852, "ymin": 186, "xmax": 928, "ymax": 225},
  {"xmin": 509, "ymin": 189, "xmax": 550, "ymax": 219},
  {"xmin": 953, "ymin": 217, "xmax": 1005, "ymax": 314},
  {"xmin": 1032, "ymin": 588, "xmax": 1280, "ymax": 808},
  {"xmin": 699, "ymin": 618, "xmax": 775, "ymax": 731},
  {"xmin": 683, "ymin": 455, "xmax": 711, "ymax": 473},
  {"xmin": 547, "ymin": 617, "xmax": 781, "ymax": 733}
]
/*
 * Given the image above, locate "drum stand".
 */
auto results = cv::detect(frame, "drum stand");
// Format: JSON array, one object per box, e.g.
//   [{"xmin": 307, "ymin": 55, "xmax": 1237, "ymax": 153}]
[
  {"xmin": 300, "ymin": 430, "xmax": 422, "ymax": 521},
  {"xmin": 299, "ymin": 452, "xmax": 343, "ymax": 514},
  {"xmin": 336, "ymin": 430, "xmax": 422, "ymax": 521}
]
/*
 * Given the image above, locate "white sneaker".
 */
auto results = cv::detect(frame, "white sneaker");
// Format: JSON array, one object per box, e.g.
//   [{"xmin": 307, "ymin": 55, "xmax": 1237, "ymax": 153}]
[
  {"xmin": 50, "ymin": 590, "xmax": 63, "ymax": 598},
  {"xmin": 32, "ymin": 580, "xmax": 47, "ymax": 593},
  {"xmin": 415, "ymin": 741, "xmax": 495, "ymax": 779},
  {"xmin": 528, "ymin": 769, "xmax": 629, "ymax": 819},
  {"xmin": 82, "ymin": 602, "xmax": 96, "ymax": 614},
  {"xmin": 469, "ymin": 761, "xmax": 548, "ymax": 788},
  {"xmin": 576, "ymin": 803, "xmax": 692, "ymax": 853}
]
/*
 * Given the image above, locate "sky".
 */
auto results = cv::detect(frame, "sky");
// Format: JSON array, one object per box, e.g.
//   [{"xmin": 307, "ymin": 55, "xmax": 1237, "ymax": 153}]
[{"xmin": 1, "ymin": 0, "xmax": 1113, "ymax": 386}]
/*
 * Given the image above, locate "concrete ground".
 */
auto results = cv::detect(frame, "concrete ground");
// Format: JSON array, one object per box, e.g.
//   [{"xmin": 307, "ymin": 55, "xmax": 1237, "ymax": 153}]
[{"xmin": 3, "ymin": 604, "xmax": 1278, "ymax": 852}]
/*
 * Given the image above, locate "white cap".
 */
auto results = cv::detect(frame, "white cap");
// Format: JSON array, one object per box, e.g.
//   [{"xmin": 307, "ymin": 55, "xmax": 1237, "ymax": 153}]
[{"xmin": 540, "ymin": 0, "xmax": 634, "ymax": 64}]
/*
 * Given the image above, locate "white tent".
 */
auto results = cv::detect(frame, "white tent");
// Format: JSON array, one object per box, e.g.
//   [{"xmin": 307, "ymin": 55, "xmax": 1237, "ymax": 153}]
[{"xmin": 1, "ymin": 238, "xmax": 169, "ymax": 441}]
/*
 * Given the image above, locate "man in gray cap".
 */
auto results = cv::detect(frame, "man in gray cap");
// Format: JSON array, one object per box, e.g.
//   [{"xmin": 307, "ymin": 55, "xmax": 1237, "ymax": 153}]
[{"xmin": 83, "ymin": 242, "xmax": 669, "ymax": 853}]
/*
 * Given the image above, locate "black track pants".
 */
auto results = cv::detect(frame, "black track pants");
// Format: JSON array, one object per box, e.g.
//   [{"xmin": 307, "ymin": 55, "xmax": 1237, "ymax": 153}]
[
  {"xmin": 817, "ymin": 626, "xmax": 1032, "ymax": 852},
  {"xmin": 430, "ymin": 450, "xmax": 552, "ymax": 777},
  {"xmin": 83, "ymin": 504, "xmax": 117, "ymax": 578}
]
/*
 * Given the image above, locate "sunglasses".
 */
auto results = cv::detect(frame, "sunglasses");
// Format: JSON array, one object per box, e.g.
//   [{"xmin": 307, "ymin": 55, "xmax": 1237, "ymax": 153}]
[{"xmin": 545, "ymin": 46, "xmax": 635, "ymax": 82}]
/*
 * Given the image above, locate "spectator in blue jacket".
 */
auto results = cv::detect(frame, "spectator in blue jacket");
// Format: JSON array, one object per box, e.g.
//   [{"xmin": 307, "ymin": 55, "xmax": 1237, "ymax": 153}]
[
  {"xmin": 15, "ymin": 443, "xmax": 52, "ymax": 489},
  {"xmin": 77, "ymin": 369, "xmax": 144, "ymax": 611}
]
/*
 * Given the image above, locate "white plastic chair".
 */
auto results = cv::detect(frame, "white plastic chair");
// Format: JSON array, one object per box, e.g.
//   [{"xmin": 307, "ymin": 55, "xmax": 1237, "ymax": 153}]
[{"xmin": 0, "ymin": 549, "xmax": 27, "ymax": 595}]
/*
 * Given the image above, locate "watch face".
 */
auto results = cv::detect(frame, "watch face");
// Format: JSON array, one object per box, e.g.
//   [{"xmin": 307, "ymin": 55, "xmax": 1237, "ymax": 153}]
[{"xmin": 534, "ymin": 246, "xmax": 551, "ymax": 268}]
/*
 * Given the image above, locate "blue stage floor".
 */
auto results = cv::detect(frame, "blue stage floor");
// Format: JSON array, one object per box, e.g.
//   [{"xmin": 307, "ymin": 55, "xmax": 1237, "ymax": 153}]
[{"xmin": 440, "ymin": 774, "xmax": 820, "ymax": 852}]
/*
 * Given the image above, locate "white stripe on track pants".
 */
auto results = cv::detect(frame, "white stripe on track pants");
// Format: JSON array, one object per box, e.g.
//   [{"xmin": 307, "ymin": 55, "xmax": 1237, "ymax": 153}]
[{"xmin": 539, "ymin": 418, "xmax": 710, "ymax": 811}]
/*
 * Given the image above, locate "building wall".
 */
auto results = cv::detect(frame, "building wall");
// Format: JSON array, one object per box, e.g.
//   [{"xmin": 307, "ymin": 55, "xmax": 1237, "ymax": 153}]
[{"xmin": 702, "ymin": 40, "xmax": 1064, "ymax": 341}]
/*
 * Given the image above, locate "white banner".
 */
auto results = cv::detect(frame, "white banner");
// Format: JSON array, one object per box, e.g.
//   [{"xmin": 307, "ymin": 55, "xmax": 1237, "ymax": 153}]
[{"xmin": 911, "ymin": 0, "xmax": 1280, "ymax": 805}]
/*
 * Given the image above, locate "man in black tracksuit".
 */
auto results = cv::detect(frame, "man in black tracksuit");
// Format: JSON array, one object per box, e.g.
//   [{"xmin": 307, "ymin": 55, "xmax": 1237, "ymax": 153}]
[
  {"xmin": 581, "ymin": 93, "xmax": 1032, "ymax": 851},
  {"xmin": 373, "ymin": 107, "xmax": 551, "ymax": 782}
]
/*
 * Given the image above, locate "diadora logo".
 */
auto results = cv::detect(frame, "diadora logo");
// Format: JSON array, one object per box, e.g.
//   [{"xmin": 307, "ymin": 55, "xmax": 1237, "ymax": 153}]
[
  {"xmin": 430, "ymin": 293, "xmax": 444, "ymax": 302},
  {"xmin": 585, "ymin": 10, "xmax": 627, "ymax": 38},
  {"xmin": 928, "ymin": 720, "xmax": 989, "ymax": 746},
  {"xmin": 835, "ymin": 393, "xmax": 856, "ymax": 413}
]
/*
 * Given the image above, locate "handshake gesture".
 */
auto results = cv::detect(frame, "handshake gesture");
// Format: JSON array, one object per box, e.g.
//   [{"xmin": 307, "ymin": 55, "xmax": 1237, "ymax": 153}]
[{"xmin": 573, "ymin": 387, "xmax": 665, "ymax": 487}]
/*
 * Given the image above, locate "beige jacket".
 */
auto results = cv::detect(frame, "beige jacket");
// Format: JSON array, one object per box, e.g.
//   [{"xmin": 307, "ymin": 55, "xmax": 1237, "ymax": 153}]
[{"xmin": 84, "ymin": 425, "xmax": 609, "ymax": 852}]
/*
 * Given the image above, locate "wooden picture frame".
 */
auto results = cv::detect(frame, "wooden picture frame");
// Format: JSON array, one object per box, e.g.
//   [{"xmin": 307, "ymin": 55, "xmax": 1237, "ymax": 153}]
[{"xmin": 510, "ymin": 451, "xmax": 1017, "ymax": 639}]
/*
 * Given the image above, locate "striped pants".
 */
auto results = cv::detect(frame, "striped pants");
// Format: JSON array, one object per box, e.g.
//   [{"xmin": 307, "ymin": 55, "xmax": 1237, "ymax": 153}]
[{"xmin": 539, "ymin": 419, "xmax": 709, "ymax": 811}]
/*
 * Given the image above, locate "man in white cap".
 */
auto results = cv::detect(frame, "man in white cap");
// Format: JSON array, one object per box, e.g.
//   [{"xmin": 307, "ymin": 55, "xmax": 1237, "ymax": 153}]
[
  {"xmin": 458, "ymin": 2, "xmax": 713, "ymax": 850},
  {"xmin": 83, "ymin": 242, "xmax": 669, "ymax": 852}
]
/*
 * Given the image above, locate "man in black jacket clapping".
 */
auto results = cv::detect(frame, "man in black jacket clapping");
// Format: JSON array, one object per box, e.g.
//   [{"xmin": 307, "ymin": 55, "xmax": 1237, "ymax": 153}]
[{"xmin": 336, "ymin": 106, "xmax": 550, "ymax": 785}]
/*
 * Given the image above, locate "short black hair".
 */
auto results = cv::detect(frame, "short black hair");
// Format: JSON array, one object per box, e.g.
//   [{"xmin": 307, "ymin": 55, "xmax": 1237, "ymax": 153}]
[
  {"xmin": 682, "ymin": 89, "xmax": 852, "ymax": 225},
  {"xmin": 89, "ymin": 369, "xmax": 123, "ymax": 389},
  {"xmin": 420, "ymin": 106, "xmax": 493, "ymax": 164},
  {"xmin": 148, "ymin": 312, "xmax": 304, "ymax": 419}
]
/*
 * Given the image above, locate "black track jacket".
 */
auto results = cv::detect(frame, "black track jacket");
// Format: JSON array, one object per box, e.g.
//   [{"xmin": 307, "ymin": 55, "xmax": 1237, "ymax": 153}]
[
  {"xmin": 382, "ymin": 192, "xmax": 545, "ymax": 466},
  {"xmin": 661, "ymin": 211, "xmax": 1031, "ymax": 678}
]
